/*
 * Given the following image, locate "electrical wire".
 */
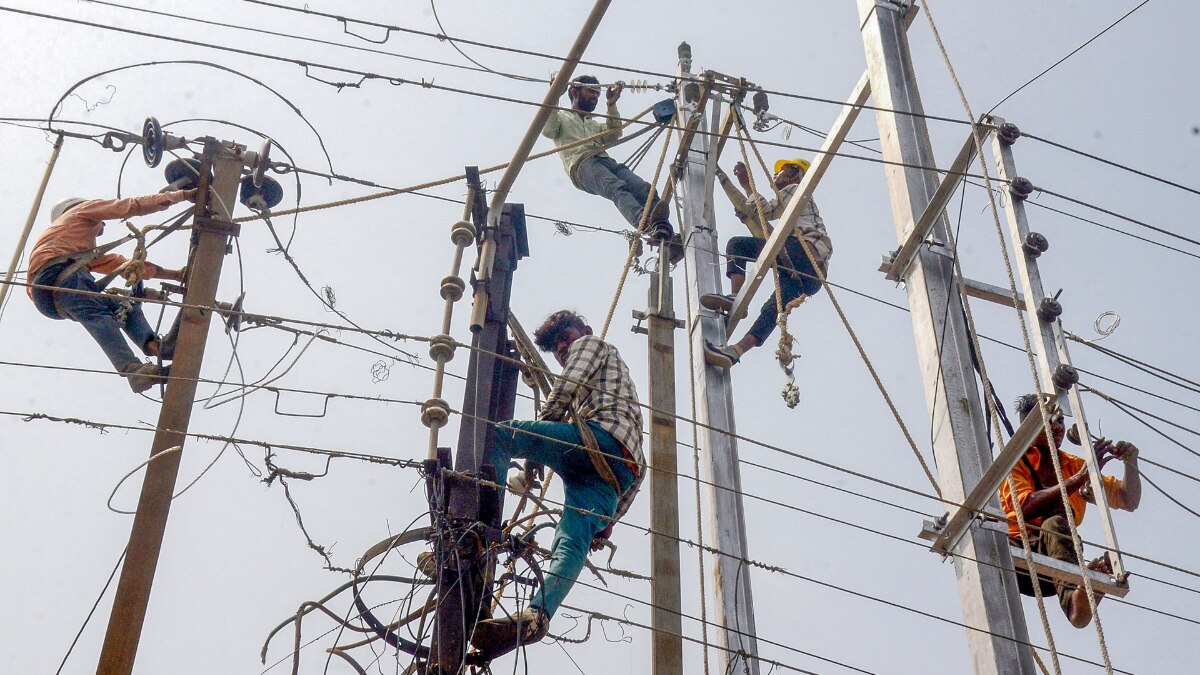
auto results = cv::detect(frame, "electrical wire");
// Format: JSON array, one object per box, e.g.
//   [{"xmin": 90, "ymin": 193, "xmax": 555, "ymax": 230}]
[
  {"xmin": 987, "ymin": 1, "xmax": 1152, "ymax": 114},
  {"xmin": 0, "ymin": 5, "xmax": 1012, "ymax": 184}
]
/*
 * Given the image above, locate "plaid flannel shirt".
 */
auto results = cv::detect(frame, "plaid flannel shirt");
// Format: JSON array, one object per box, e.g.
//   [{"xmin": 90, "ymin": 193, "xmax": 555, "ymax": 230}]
[{"xmin": 541, "ymin": 335, "xmax": 645, "ymax": 523}]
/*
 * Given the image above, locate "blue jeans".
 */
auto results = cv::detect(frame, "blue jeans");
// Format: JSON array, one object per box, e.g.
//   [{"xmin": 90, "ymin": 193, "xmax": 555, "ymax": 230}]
[
  {"xmin": 32, "ymin": 263, "xmax": 156, "ymax": 373},
  {"xmin": 492, "ymin": 419, "xmax": 634, "ymax": 618},
  {"xmin": 726, "ymin": 236, "xmax": 825, "ymax": 345},
  {"xmin": 575, "ymin": 155, "xmax": 666, "ymax": 230}
]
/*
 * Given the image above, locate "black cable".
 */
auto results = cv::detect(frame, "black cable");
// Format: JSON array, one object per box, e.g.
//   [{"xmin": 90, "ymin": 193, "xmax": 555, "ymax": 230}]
[
  {"xmin": 233, "ymin": 0, "xmax": 977, "ymax": 129},
  {"xmin": 1036, "ymin": 186, "xmax": 1200, "ymax": 249},
  {"xmin": 1022, "ymin": 129, "xmax": 1200, "ymax": 199},
  {"xmin": 987, "ymin": 1, "xmax": 1152, "ymax": 114},
  {"xmin": 44, "ymin": 59, "xmax": 334, "ymax": 176},
  {"xmin": 80, "ymin": 0, "xmax": 546, "ymax": 83},
  {"xmin": 1139, "ymin": 467, "xmax": 1200, "ymax": 519},
  {"xmin": 54, "ymin": 547, "xmax": 127, "ymax": 675},
  {"xmin": 1026, "ymin": 198, "xmax": 1200, "ymax": 262},
  {"xmin": 426, "ymin": 0, "xmax": 541, "ymax": 83},
  {"xmin": 1073, "ymin": 336, "xmax": 1200, "ymax": 398},
  {"xmin": 0, "ymin": 5, "xmax": 1003, "ymax": 183}
]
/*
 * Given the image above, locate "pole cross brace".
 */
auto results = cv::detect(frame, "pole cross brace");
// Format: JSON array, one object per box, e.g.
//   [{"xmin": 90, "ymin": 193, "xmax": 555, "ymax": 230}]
[
  {"xmin": 919, "ymin": 519, "xmax": 1130, "ymax": 598},
  {"xmin": 880, "ymin": 127, "xmax": 989, "ymax": 282},
  {"xmin": 927, "ymin": 396, "xmax": 1051, "ymax": 555}
]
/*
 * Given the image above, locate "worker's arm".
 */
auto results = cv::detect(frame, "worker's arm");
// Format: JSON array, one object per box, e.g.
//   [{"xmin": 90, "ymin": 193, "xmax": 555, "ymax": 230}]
[
  {"xmin": 600, "ymin": 82, "xmax": 624, "ymax": 143},
  {"xmin": 68, "ymin": 189, "xmax": 196, "ymax": 222},
  {"xmin": 540, "ymin": 110, "xmax": 563, "ymax": 140},
  {"xmin": 539, "ymin": 336, "xmax": 599, "ymax": 421},
  {"xmin": 1020, "ymin": 469, "xmax": 1089, "ymax": 522},
  {"xmin": 1021, "ymin": 448, "xmax": 1115, "ymax": 522},
  {"xmin": 1085, "ymin": 440, "xmax": 1141, "ymax": 511},
  {"xmin": 748, "ymin": 183, "xmax": 791, "ymax": 221}
]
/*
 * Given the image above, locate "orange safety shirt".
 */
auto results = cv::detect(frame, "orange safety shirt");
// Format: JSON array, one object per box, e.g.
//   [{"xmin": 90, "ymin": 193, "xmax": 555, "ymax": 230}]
[
  {"xmin": 25, "ymin": 193, "xmax": 187, "ymax": 298},
  {"xmin": 999, "ymin": 447, "xmax": 1127, "ymax": 538}
]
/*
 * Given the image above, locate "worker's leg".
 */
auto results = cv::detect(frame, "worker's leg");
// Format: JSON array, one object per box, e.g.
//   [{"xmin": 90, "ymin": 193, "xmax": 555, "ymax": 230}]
[
  {"xmin": 1037, "ymin": 514, "xmax": 1102, "ymax": 628},
  {"xmin": 608, "ymin": 161, "xmax": 671, "ymax": 232},
  {"xmin": 575, "ymin": 156, "xmax": 665, "ymax": 232},
  {"xmin": 119, "ymin": 302, "xmax": 161, "ymax": 357},
  {"xmin": 54, "ymin": 272, "xmax": 141, "ymax": 373},
  {"xmin": 491, "ymin": 420, "xmax": 632, "ymax": 618},
  {"xmin": 701, "ymin": 236, "xmax": 761, "ymax": 312},
  {"xmin": 725, "ymin": 236, "xmax": 764, "ymax": 293}
]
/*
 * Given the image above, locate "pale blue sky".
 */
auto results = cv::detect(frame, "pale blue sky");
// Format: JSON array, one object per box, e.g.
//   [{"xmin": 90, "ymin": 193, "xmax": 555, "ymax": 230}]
[{"xmin": 1, "ymin": 2, "xmax": 1196, "ymax": 673}]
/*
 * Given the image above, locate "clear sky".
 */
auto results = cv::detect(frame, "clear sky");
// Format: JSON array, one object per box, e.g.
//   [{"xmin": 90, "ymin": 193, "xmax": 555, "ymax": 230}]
[{"xmin": 1, "ymin": 1, "xmax": 1196, "ymax": 674}]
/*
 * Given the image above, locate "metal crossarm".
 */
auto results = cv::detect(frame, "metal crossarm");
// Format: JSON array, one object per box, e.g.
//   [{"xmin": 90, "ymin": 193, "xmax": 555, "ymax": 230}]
[
  {"xmin": 989, "ymin": 115, "xmax": 1126, "ymax": 580},
  {"xmin": 919, "ymin": 520, "xmax": 1130, "ymax": 598},
  {"xmin": 881, "ymin": 129, "xmax": 984, "ymax": 282},
  {"xmin": 929, "ymin": 402, "xmax": 1047, "ymax": 555}
]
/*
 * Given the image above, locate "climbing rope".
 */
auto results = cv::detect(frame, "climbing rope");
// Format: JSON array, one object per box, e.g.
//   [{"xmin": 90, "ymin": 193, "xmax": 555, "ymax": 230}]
[
  {"xmin": 922, "ymin": 1, "xmax": 1109, "ymax": 670},
  {"xmin": 232, "ymin": 103, "xmax": 658, "ymax": 224},
  {"xmin": 730, "ymin": 119, "xmax": 795, "ymax": 406},
  {"xmin": 733, "ymin": 115, "xmax": 942, "ymax": 498},
  {"xmin": 598, "ymin": 122, "xmax": 676, "ymax": 340},
  {"xmin": 774, "ymin": 296, "xmax": 807, "ymax": 409}
]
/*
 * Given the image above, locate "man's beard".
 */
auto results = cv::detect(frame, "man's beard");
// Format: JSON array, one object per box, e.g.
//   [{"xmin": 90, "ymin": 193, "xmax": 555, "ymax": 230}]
[{"xmin": 576, "ymin": 97, "xmax": 598, "ymax": 113}]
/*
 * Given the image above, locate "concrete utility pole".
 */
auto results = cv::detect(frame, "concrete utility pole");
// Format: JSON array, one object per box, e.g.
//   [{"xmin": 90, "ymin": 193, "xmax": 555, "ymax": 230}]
[
  {"xmin": 431, "ymin": 204, "xmax": 527, "ymax": 674},
  {"xmin": 97, "ymin": 138, "xmax": 244, "ymax": 675},
  {"xmin": 637, "ymin": 252, "xmax": 684, "ymax": 675},
  {"xmin": 857, "ymin": 2, "xmax": 1035, "ymax": 673},
  {"xmin": 675, "ymin": 44, "xmax": 761, "ymax": 675}
]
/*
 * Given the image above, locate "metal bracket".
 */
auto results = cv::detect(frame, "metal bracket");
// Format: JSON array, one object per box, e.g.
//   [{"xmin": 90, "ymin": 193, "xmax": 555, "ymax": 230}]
[
  {"xmin": 192, "ymin": 215, "xmax": 241, "ymax": 237},
  {"xmin": 880, "ymin": 128, "xmax": 987, "ymax": 282},
  {"xmin": 630, "ymin": 310, "xmax": 649, "ymax": 335},
  {"xmin": 920, "ymin": 519, "xmax": 1130, "ymax": 598}
]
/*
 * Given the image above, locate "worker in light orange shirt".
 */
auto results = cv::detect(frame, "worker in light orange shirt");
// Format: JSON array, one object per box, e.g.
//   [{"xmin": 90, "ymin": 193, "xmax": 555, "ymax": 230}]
[
  {"xmin": 27, "ymin": 190, "xmax": 194, "ymax": 392},
  {"xmin": 1000, "ymin": 394, "xmax": 1142, "ymax": 628}
]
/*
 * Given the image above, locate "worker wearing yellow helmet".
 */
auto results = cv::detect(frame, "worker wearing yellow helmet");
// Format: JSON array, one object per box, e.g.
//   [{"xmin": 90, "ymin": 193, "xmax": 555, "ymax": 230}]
[{"xmin": 703, "ymin": 156, "xmax": 833, "ymax": 369}]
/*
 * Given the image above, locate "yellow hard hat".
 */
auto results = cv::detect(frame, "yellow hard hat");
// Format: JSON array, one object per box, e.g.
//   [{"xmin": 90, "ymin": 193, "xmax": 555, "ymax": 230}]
[{"xmin": 774, "ymin": 158, "xmax": 811, "ymax": 175}]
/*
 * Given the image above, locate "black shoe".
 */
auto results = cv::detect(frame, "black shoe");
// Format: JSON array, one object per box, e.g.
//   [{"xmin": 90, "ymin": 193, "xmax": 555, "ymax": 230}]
[
  {"xmin": 648, "ymin": 220, "xmax": 673, "ymax": 244},
  {"xmin": 700, "ymin": 293, "xmax": 735, "ymax": 313},
  {"xmin": 666, "ymin": 232, "xmax": 685, "ymax": 265},
  {"xmin": 704, "ymin": 341, "xmax": 740, "ymax": 369},
  {"xmin": 647, "ymin": 201, "xmax": 670, "ymax": 230}
]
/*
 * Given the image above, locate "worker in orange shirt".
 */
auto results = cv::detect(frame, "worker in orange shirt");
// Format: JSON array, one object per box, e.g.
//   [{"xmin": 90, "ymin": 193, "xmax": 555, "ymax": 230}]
[
  {"xmin": 1000, "ymin": 394, "xmax": 1142, "ymax": 628},
  {"xmin": 27, "ymin": 191, "xmax": 194, "ymax": 392}
]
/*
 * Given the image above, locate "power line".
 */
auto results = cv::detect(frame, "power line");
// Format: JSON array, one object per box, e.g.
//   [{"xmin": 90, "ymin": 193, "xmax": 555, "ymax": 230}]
[
  {"xmin": 232, "ymin": 0, "xmax": 978, "ymax": 129},
  {"xmin": 1022, "ymin": 129, "xmax": 1200, "ymax": 199},
  {"xmin": 9, "ymin": 381, "xmax": 1200, "ymax": 596},
  {"xmin": 1026, "ymin": 198, "xmax": 1200, "ymax": 262},
  {"xmin": 0, "ymin": 5, "xmax": 1009, "ymax": 184},
  {"xmin": 987, "ymin": 1, "xmax": 1152, "ymax": 114},
  {"xmin": 1036, "ymin": 186, "xmax": 1200, "ymax": 249},
  {"xmin": 78, "ymin": 0, "xmax": 547, "ymax": 82}
]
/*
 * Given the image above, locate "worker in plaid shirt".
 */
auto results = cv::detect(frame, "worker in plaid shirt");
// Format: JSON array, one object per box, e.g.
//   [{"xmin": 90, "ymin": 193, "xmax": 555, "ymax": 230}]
[{"xmin": 472, "ymin": 310, "xmax": 645, "ymax": 655}]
